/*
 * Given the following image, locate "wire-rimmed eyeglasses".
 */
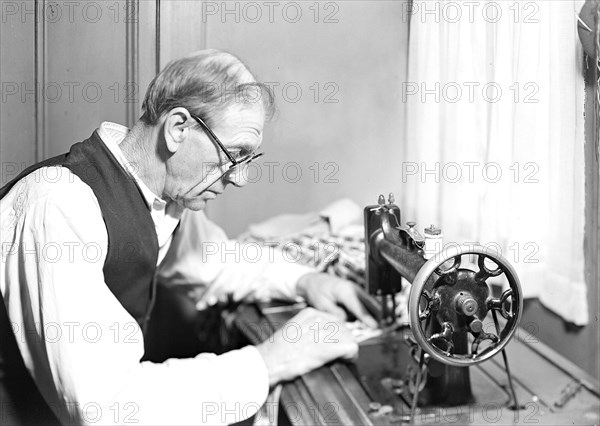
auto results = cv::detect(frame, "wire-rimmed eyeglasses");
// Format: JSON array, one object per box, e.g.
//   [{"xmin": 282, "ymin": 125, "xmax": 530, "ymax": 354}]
[{"xmin": 189, "ymin": 113, "xmax": 264, "ymax": 178}]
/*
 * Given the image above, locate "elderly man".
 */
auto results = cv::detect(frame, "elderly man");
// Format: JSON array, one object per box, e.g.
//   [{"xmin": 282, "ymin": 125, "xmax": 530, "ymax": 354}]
[{"xmin": 0, "ymin": 50, "xmax": 374, "ymax": 425}]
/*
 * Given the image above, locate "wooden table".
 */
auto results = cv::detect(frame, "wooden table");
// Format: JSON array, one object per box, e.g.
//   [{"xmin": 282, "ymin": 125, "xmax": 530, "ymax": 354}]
[{"xmin": 235, "ymin": 302, "xmax": 600, "ymax": 426}]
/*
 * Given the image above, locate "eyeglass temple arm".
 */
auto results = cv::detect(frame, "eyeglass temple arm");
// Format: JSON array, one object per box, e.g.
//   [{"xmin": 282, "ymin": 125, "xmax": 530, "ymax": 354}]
[{"xmin": 191, "ymin": 114, "xmax": 238, "ymax": 165}]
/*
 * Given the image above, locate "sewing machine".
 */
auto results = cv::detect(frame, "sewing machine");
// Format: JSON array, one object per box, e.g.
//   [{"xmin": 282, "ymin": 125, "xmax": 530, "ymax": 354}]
[
  {"xmin": 363, "ymin": 193, "xmax": 523, "ymax": 418},
  {"xmin": 233, "ymin": 194, "xmax": 600, "ymax": 425}
]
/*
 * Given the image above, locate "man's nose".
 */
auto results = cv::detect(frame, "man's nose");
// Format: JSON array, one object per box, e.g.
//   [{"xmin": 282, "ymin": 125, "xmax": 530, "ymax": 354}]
[{"xmin": 224, "ymin": 165, "xmax": 249, "ymax": 187}]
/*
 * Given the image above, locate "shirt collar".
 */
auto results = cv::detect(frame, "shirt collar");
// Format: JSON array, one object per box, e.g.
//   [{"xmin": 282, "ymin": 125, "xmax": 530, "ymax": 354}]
[{"xmin": 97, "ymin": 122, "xmax": 168, "ymax": 211}]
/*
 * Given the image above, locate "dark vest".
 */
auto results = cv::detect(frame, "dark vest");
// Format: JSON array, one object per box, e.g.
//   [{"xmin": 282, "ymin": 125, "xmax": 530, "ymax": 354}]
[{"xmin": 0, "ymin": 131, "xmax": 160, "ymax": 424}]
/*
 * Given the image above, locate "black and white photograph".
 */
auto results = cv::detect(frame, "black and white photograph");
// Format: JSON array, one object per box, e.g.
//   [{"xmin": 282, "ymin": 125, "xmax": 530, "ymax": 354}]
[{"xmin": 0, "ymin": 0, "xmax": 599, "ymax": 425}]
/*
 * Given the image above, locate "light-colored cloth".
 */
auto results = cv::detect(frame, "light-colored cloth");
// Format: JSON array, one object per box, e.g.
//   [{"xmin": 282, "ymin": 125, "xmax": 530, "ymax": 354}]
[
  {"xmin": 318, "ymin": 198, "xmax": 363, "ymax": 234},
  {"xmin": 247, "ymin": 212, "xmax": 326, "ymax": 240},
  {"xmin": 240, "ymin": 198, "xmax": 366, "ymax": 285},
  {"xmin": 245, "ymin": 198, "xmax": 363, "ymax": 240},
  {"xmin": 0, "ymin": 122, "xmax": 313, "ymax": 425}
]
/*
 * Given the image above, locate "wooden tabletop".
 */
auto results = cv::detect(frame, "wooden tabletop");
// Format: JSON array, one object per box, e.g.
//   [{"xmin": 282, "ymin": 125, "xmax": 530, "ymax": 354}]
[{"xmin": 235, "ymin": 302, "xmax": 600, "ymax": 426}]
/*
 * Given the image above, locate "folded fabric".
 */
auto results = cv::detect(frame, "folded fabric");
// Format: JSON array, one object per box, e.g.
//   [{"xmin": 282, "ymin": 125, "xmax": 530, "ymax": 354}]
[
  {"xmin": 240, "ymin": 198, "xmax": 367, "ymax": 286},
  {"xmin": 247, "ymin": 212, "xmax": 326, "ymax": 240},
  {"xmin": 319, "ymin": 198, "xmax": 363, "ymax": 234}
]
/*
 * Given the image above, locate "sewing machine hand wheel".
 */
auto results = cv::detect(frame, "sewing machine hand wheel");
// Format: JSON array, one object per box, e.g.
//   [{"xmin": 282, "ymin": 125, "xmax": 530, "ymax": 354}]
[{"xmin": 408, "ymin": 245, "xmax": 523, "ymax": 367}]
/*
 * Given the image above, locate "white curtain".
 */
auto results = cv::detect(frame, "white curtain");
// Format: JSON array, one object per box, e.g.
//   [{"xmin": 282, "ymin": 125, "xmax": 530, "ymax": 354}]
[{"xmin": 403, "ymin": 0, "xmax": 588, "ymax": 324}]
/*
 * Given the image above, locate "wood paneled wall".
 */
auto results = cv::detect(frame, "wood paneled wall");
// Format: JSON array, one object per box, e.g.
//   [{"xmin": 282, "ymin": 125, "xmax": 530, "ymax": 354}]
[{"xmin": 0, "ymin": 1, "xmax": 165, "ymax": 169}]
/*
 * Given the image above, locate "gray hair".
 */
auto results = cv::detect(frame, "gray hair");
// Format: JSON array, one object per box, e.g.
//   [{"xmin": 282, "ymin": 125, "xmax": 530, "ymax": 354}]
[{"xmin": 141, "ymin": 49, "xmax": 275, "ymax": 127}]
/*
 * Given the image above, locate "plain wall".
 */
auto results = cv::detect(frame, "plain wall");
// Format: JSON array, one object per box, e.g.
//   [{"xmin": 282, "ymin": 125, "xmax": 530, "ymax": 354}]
[{"xmin": 200, "ymin": 1, "xmax": 410, "ymax": 236}]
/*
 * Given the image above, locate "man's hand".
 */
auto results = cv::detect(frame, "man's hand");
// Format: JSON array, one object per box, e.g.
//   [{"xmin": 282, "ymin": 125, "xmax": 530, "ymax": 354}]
[
  {"xmin": 256, "ymin": 307, "xmax": 358, "ymax": 386},
  {"xmin": 296, "ymin": 272, "xmax": 378, "ymax": 328}
]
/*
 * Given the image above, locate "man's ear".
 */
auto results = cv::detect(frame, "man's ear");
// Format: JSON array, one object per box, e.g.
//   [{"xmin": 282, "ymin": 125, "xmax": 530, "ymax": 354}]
[{"xmin": 163, "ymin": 107, "xmax": 193, "ymax": 154}]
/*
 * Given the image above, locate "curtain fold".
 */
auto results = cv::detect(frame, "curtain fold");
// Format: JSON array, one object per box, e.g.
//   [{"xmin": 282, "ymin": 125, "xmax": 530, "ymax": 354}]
[{"xmin": 403, "ymin": 0, "xmax": 588, "ymax": 325}]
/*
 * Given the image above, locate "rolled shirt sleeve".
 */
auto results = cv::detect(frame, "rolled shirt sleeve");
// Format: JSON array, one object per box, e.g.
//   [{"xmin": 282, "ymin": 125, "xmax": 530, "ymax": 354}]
[
  {"xmin": 158, "ymin": 209, "xmax": 314, "ymax": 306},
  {"xmin": 0, "ymin": 168, "xmax": 268, "ymax": 425}
]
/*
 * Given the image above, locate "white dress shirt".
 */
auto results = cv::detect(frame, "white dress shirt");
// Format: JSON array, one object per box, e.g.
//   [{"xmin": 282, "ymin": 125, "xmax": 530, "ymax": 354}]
[{"xmin": 0, "ymin": 122, "xmax": 312, "ymax": 425}]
